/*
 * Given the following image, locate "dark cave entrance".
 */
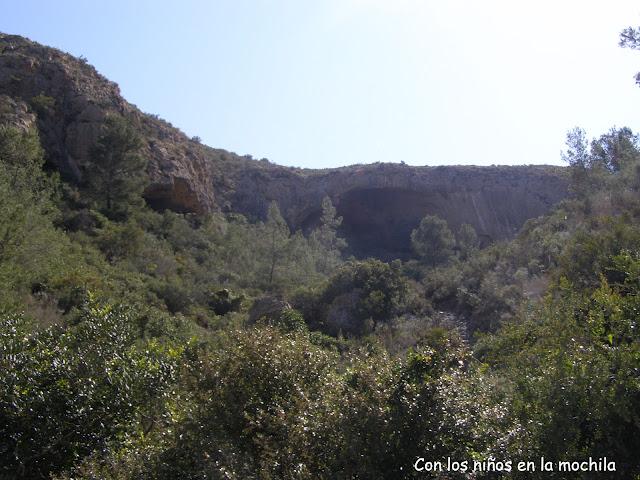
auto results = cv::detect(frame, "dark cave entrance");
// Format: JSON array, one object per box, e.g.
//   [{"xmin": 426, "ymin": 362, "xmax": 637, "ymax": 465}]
[{"xmin": 334, "ymin": 187, "xmax": 442, "ymax": 260}]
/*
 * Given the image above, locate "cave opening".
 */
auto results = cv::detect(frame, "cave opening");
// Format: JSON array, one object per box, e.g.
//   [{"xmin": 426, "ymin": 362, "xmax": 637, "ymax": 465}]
[{"xmin": 334, "ymin": 187, "xmax": 443, "ymax": 260}]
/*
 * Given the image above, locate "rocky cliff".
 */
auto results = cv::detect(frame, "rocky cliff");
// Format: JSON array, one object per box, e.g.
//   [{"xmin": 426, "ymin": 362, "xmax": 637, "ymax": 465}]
[
  {"xmin": 229, "ymin": 162, "xmax": 568, "ymax": 258},
  {"xmin": 0, "ymin": 33, "xmax": 569, "ymax": 258}
]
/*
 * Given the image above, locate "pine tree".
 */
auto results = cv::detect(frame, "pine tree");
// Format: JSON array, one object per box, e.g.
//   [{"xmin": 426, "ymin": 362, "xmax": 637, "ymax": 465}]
[
  {"xmin": 620, "ymin": 25, "xmax": 640, "ymax": 85},
  {"xmin": 310, "ymin": 196, "xmax": 346, "ymax": 274},
  {"xmin": 86, "ymin": 115, "xmax": 147, "ymax": 218},
  {"xmin": 263, "ymin": 201, "xmax": 290, "ymax": 288},
  {"xmin": 410, "ymin": 215, "xmax": 455, "ymax": 266},
  {"xmin": 456, "ymin": 223, "xmax": 478, "ymax": 260}
]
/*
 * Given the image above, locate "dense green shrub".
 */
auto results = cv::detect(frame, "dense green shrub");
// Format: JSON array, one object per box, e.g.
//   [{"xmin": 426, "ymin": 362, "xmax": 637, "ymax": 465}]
[
  {"xmin": 478, "ymin": 271, "xmax": 640, "ymax": 479},
  {"xmin": 0, "ymin": 300, "xmax": 182, "ymax": 479},
  {"xmin": 411, "ymin": 215, "xmax": 456, "ymax": 266},
  {"xmin": 150, "ymin": 326, "xmax": 341, "ymax": 479},
  {"xmin": 306, "ymin": 259, "xmax": 409, "ymax": 335}
]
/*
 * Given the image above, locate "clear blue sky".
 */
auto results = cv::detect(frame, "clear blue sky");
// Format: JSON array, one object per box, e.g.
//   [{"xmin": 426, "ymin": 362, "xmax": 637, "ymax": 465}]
[{"xmin": 2, "ymin": 0, "xmax": 639, "ymax": 168}]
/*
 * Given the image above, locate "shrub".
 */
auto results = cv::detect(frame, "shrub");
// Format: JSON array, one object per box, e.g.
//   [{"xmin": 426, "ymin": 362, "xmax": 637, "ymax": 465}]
[{"xmin": 0, "ymin": 300, "xmax": 181, "ymax": 479}]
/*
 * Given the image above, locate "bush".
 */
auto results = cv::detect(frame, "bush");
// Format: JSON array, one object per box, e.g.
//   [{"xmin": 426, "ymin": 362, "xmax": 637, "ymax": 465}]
[
  {"xmin": 311, "ymin": 259, "xmax": 409, "ymax": 335},
  {"xmin": 0, "ymin": 300, "xmax": 181, "ymax": 479},
  {"xmin": 154, "ymin": 326, "xmax": 340, "ymax": 479},
  {"xmin": 411, "ymin": 215, "xmax": 455, "ymax": 266}
]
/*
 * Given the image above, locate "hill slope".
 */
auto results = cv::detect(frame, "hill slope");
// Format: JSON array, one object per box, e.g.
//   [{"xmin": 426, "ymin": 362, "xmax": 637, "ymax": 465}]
[{"xmin": 0, "ymin": 32, "xmax": 568, "ymax": 257}]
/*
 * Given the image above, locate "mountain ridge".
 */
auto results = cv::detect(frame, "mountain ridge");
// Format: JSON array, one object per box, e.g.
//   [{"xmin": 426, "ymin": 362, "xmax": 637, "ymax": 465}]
[{"xmin": 0, "ymin": 32, "xmax": 569, "ymax": 257}]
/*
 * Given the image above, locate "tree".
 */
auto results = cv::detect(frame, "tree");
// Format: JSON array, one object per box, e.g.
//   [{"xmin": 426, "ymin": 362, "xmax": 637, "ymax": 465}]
[
  {"xmin": 410, "ymin": 215, "xmax": 455, "ymax": 266},
  {"xmin": 590, "ymin": 127, "xmax": 640, "ymax": 173},
  {"xmin": 481, "ymin": 272, "xmax": 640, "ymax": 478},
  {"xmin": 315, "ymin": 259, "xmax": 408, "ymax": 335},
  {"xmin": 0, "ymin": 126, "xmax": 68, "ymax": 304},
  {"xmin": 310, "ymin": 196, "xmax": 347, "ymax": 274},
  {"xmin": 456, "ymin": 223, "xmax": 479, "ymax": 260},
  {"xmin": 153, "ymin": 326, "xmax": 338, "ymax": 479},
  {"xmin": 561, "ymin": 127, "xmax": 590, "ymax": 169},
  {"xmin": 262, "ymin": 201, "xmax": 290, "ymax": 288},
  {"xmin": 0, "ymin": 124, "xmax": 49, "ymax": 193},
  {"xmin": 562, "ymin": 126, "xmax": 640, "ymax": 200},
  {"xmin": 620, "ymin": 25, "xmax": 640, "ymax": 85},
  {"xmin": 86, "ymin": 115, "xmax": 147, "ymax": 218},
  {"xmin": 561, "ymin": 127, "xmax": 594, "ymax": 197},
  {"xmin": 0, "ymin": 126, "xmax": 47, "ymax": 262}
]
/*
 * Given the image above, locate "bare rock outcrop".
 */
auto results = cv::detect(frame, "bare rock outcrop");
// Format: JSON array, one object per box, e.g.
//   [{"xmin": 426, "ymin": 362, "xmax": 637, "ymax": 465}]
[{"xmin": 0, "ymin": 94, "xmax": 36, "ymax": 131}]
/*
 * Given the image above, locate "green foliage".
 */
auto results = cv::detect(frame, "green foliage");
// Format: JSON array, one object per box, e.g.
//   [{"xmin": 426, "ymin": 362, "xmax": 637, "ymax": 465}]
[
  {"xmin": 0, "ymin": 299, "xmax": 181, "ymax": 479},
  {"xmin": 254, "ymin": 306, "xmax": 308, "ymax": 333},
  {"xmin": 153, "ymin": 326, "xmax": 340, "ymax": 479},
  {"xmin": 479, "ymin": 271, "xmax": 640, "ymax": 479},
  {"xmin": 262, "ymin": 201, "xmax": 291, "ymax": 288},
  {"xmin": 411, "ymin": 214, "xmax": 455, "ymax": 266},
  {"xmin": 57, "ymin": 325, "xmax": 510, "ymax": 480},
  {"xmin": 154, "ymin": 200, "xmax": 347, "ymax": 296},
  {"xmin": 309, "ymin": 196, "xmax": 347, "ymax": 274},
  {"xmin": 456, "ymin": 223, "xmax": 479, "ymax": 260},
  {"xmin": 307, "ymin": 259, "xmax": 409, "ymax": 335},
  {"xmin": 620, "ymin": 25, "xmax": 640, "ymax": 85},
  {"xmin": 381, "ymin": 329, "xmax": 513, "ymax": 478},
  {"xmin": 208, "ymin": 288, "xmax": 243, "ymax": 315},
  {"xmin": 0, "ymin": 124, "xmax": 50, "ymax": 194},
  {"xmin": 422, "ymin": 243, "xmax": 524, "ymax": 333},
  {"xmin": 561, "ymin": 126, "xmax": 640, "ymax": 210},
  {"xmin": 558, "ymin": 217, "xmax": 640, "ymax": 291},
  {"xmin": 0, "ymin": 126, "xmax": 72, "ymax": 306},
  {"xmin": 85, "ymin": 115, "xmax": 147, "ymax": 218},
  {"xmin": 590, "ymin": 127, "xmax": 640, "ymax": 173},
  {"xmin": 29, "ymin": 93, "xmax": 56, "ymax": 116},
  {"xmin": 94, "ymin": 217, "xmax": 145, "ymax": 262}
]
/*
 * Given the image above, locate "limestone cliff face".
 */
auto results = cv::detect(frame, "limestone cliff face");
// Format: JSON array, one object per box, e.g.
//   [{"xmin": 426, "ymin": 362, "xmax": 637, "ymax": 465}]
[
  {"xmin": 228, "ymin": 163, "xmax": 568, "ymax": 258},
  {"xmin": 0, "ymin": 32, "xmax": 569, "ymax": 258}
]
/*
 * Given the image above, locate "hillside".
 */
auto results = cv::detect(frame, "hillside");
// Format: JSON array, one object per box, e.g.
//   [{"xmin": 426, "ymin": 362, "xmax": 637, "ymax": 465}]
[
  {"xmin": 2, "ymin": 25, "xmax": 640, "ymax": 480},
  {"xmin": 0, "ymin": 32, "xmax": 568, "ymax": 258}
]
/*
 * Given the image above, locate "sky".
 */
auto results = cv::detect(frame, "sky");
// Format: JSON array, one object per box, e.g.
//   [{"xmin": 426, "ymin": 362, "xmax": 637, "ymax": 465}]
[{"xmin": 1, "ymin": 0, "xmax": 639, "ymax": 168}]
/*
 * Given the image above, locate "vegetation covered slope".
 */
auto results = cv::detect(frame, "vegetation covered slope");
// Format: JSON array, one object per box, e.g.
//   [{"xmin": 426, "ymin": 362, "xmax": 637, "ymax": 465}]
[{"xmin": 0, "ymin": 24, "xmax": 640, "ymax": 480}]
